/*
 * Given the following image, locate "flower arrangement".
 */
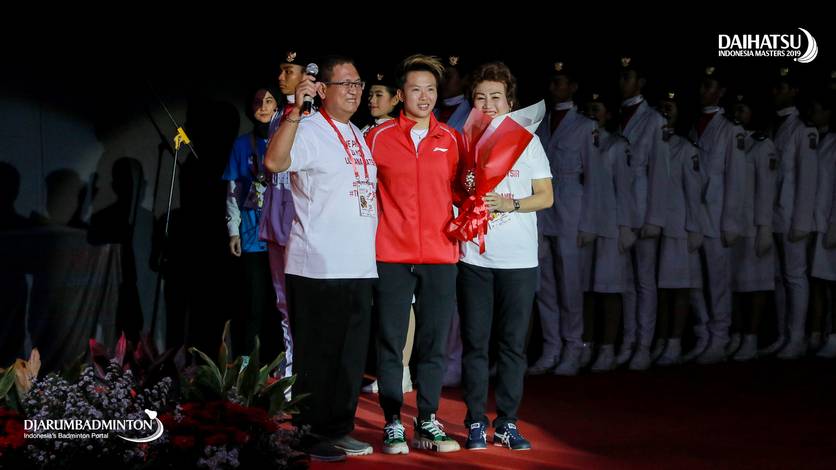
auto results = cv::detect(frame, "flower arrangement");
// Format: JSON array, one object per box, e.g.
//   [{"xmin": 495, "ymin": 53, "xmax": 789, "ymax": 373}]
[{"xmin": 0, "ymin": 321, "xmax": 308, "ymax": 469}]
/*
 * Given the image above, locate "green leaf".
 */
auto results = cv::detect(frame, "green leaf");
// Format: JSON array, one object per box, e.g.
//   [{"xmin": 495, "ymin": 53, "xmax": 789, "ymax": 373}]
[
  {"xmin": 218, "ymin": 320, "xmax": 232, "ymax": 381},
  {"xmin": 188, "ymin": 347, "xmax": 222, "ymax": 390},
  {"xmin": 222, "ymin": 357, "xmax": 242, "ymax": 394},
  {"xmin": 282, "ymin": 392, "xmax": 310, "ymax": 415},
  {"xmin": 237, "ymin": 337, "xmax": 260, "ymax": 406},
  {"xmin": 0, "ymin": 365, "xmax": 16, "ymax": 401},
  {"xmin": 61, "ymin": 351, "xmax": 87, "ymax": 383},
  {"xmin": 192, "ymin": 365, "xmax": 223, "ymax": 398},
  {"xmin": 258, "ymin": 351, "xmax": 285, "ymax": 393},
  {"xmin": 259, "ymin": 374, "xmax": 296, "ymax": 399}
]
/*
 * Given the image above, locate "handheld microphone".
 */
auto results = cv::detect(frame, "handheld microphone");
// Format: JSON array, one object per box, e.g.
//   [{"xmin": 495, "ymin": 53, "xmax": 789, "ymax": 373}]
[{"xmin": 302, "ymin": 63, "xmax": 319, "ymax": 116}]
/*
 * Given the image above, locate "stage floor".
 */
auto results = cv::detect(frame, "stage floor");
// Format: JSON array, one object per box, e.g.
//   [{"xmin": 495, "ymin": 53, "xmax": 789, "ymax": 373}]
[{"xmin": 312, "ymin": 358, "xmax": 836, "ymax": 469}]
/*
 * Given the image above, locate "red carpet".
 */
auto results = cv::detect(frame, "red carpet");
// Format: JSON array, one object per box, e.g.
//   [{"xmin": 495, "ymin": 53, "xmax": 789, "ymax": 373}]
[{"xmin": 312, "ymin": 358, "xmax": 836, "ymax": 469}]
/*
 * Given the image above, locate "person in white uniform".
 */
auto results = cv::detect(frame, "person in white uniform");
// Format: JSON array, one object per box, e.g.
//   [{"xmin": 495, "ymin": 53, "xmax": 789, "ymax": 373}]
[
  {"xmin": 688, "ymin": 66, "xmax": 747, "ymax": 365},
  {"xmin": 579, "ymin": 91, "xmax": 637, "ymax": 372},
  {"xmin": 762, "ymin": 66, "xmax": 819, "ymax": 360},
  {"xmin": 615, "ymin": 56, "xmax": 672, "ymax": 370},
  {"xmin": 806, "ymin": 88, "xmax": 836, "ymax": 358},
  {"xmin": 727, "ymin": 92, "xmax": 778, "ymax": 362},
  {"xmin": 652, "ymin": 90, "xmax": 706, "ymax": 366},
  {"xmin": 530, "ymin": 61, "xmax": 601, "ymax": 376}
]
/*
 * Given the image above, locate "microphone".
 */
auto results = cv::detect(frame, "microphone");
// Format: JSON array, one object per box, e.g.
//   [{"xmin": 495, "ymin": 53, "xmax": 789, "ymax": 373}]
[{"xmin": 302, "ymin": 63, "xmax": 319, "ymax": 116}]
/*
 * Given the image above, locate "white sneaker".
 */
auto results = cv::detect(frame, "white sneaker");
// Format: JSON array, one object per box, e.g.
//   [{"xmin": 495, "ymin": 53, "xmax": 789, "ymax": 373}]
[
  {"xmin": 808, "ymin": 332, "xmax": 823, "ymax": 354},
  {"xmin": 725, "ymin": 333, "xmax": 741, "ymax": 356},
  {"xmin": 527, "ymin": 352, "xmax": 560, "ymax": 375},
  {"xmin": 777, "ymin": 339, "xmax": 807, "ymax": 359},
  {"xmin": 656, "ymin": 338, "xmax": 681, "ymax": 366},
  {"xmin": 650, "ymin": 340, "xmax": 667, "ymax": 363},
  {"xmin": 732, "ymin": 335, "xmax": 758, "ymax": 362},
  {"xmin": 591, "ymin": 345, "xmax": 616, "ymax": 372},
  {"xmin": 615, "ymin": 343, "xmax": 634, "ymax": 366},
  {"xmin": 696, "ymin": 337, "xmax": 728, "ymax": 365},
  {"xmin": 553, "ymin": 346, "xmax": 581, "ymax": 376},
  {"xmin": 361, "ymin": 380, "xmax": 379, "ymax": 394},
  {"xmin": 383, "ymin": 418, "xmax": 409, "ymax": 455},
  {"xmin": 816, "ymin": 334, "xmax": 836, "ymax": 358},
  {"xmin": 682, "ymin": 336, "xmax": 708, "ymax": 363},
  {"xmin": 759, "ymin": 336, "xmax": 785, "ymax": 356},
  {"xmin": 579, "ymin": 342, "xmax": 595, "ymax": 369},
  {"xmin": 628, "ymin": 346, "xmax": 651, "ymax": 370}
]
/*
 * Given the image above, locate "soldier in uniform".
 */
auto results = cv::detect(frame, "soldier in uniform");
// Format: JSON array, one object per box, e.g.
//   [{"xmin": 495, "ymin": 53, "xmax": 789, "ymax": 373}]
[
  {"xmin": 529, "ymin": 61, "xmax": 601, "ymax": 376},
  {"xmin": 761, "ymin": 66, "xmax": 819, "ymax": 360},
  {"xmin": 727, "ymin": 92, "xmax": 778, "ymax": 361},
  {"xmin": 435, "ymin": 54, "xmax": 471, "ymax": 131},
  {"xmin": 807, "ymin": 87, "xmax": 836, "ymax": 358},
  {"xmin": 688, "ymin": 66, "xmax": 747, "ymax": 365},
  {"xmin": 361, "ymin": 71, "xmax": 400, "ymax": 135},
  {"xmin": 615, "ymin": 56, "xmax": 671, "ymax": 370},
  {"xmin": 652, "ymin": 90, "xmax": 706, "ymax": 366},
  {"xmin": 580, "ymin": 91, "xmax": 637, "ymax": 372}
]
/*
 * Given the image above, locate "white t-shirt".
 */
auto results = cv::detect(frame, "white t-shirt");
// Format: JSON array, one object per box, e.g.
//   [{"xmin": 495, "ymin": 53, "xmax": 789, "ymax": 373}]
[
  {"xmin": 286, "ymin": 112, "xmax": 378, "ymax": 279},
  {"xmin": 459, "ymin": 132, "xmax": 552, "ymax": 269},
  {"xmin": 410, "ymin": 128, "xmax": 428, "ymax": 152}
]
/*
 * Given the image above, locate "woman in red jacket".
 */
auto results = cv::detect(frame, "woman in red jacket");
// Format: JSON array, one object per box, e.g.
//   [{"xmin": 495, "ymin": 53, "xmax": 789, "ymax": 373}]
[{"xmin": 365, "ymin": 54, "xmax": 462, "ymax": 455}]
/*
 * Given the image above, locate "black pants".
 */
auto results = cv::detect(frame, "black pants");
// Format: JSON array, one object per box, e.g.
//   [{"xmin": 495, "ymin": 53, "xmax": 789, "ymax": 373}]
[
  {"xmin": 240, "ymin": 252, "xmax": 282, "ymax": 361},
  {"xmin": 286, "ymin": 274, "xmax": 373, "ymax": 438},
  {"xmin": 457, "ymin": 262, "xmax": 537, "ymax": 428},
  {"xmin": 376, "ymin": 262, "xmax": 457, "ymax": 421}
]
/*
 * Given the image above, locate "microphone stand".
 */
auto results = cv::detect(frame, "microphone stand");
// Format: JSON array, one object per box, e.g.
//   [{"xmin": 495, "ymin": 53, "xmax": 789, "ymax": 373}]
[{"xmin": 146, "ymin": 80, "xmax": 197, "ymax": 346}]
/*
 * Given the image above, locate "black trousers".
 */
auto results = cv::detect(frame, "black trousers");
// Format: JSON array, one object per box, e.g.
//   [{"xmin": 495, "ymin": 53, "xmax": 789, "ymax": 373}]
[
  {"xmin": 286, "ymin": 274, "xmax": 373, "ymax": 438},
  {"xmin": 240, "ymin": 252, "xmax": 282, "ymax": 361},
  {"xmin": 375, "ymin": 262, "xmax": 457, "ymax": 421},
  {"xmin": 457, "ymin": 262, "xmax": 537, "ymax": 428}
]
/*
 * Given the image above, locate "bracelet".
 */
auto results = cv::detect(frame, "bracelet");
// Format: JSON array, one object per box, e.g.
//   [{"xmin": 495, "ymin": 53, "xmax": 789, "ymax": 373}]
[{"xmin": 284, "ymin": 116, "xmax": 302, "ymax": 124}]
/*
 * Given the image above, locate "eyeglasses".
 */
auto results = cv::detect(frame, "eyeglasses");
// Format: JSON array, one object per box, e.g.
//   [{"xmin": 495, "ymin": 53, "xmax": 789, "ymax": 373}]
[{"xmin": 325, "ymin": 80, "xmax": 366, "ymax": 91}]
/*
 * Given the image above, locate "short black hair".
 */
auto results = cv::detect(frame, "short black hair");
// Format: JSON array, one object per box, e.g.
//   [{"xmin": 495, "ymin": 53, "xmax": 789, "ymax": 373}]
[{"xmin": 320, "ymin": 55, "xmax": 357, "ymax": 83}]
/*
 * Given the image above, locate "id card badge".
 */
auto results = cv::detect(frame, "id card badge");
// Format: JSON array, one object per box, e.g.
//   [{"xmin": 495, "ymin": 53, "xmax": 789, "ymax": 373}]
[{"xmin": 357, "ymin": 181, "xmax": 377, "ymax": 217}]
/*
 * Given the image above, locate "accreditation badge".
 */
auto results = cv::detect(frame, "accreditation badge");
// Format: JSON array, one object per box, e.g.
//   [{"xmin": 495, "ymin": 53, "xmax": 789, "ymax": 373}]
[{"xmin": 357, "ymin": 181, "xmax": 376, "ymax": 218}]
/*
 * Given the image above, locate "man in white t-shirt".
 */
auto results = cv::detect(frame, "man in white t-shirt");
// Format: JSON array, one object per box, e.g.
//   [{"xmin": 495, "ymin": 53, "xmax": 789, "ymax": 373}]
[{"xmin": 264, "ymin": 55, "xmax": 376, "ymax": 462}]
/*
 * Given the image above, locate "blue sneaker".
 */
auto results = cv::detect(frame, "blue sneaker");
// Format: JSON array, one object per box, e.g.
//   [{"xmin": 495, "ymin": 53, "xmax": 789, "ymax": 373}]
[
  {"xmin": 493, "ymin": 423, "xmax": 531, "ymax": 451},
  {"xmin": 465, "ymin": 422, "xmax": 487, "ymax": 450}
]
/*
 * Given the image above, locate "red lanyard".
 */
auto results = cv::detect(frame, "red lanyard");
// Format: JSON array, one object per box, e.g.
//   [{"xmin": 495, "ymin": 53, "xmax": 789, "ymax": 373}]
[{"xmin": 320, "ymin": 108, "xmax": 370, "ymax": 182}]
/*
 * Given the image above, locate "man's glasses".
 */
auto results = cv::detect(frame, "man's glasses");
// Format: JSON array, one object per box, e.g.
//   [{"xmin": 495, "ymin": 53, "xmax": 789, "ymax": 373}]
[{"xmin": 325, "ymin": 80, "xmax": 366, "ymax": 91}]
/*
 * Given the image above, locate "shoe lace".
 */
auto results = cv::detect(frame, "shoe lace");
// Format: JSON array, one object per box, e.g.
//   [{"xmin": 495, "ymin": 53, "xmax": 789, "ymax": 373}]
[
  {"xmin": 500, "ymin": 423, "xmax": 522, "ymax": 444},
  {"xmin": 421, "ymin": 417, "xmax": 447, "ymax": 439},
  {"xmin": 385, "ymin": 422, "xmax": 405, "ymax": 441},
  {"xmin": 469, "ymin": 423, "xmax": 485, "ymax": 440}
]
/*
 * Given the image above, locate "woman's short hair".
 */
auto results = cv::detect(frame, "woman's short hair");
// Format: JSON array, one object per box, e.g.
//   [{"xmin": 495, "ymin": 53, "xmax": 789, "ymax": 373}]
[
  {"xmin": 468, "ymin": 61, "xmax": 518, "ymax": 109},
  {"xmin": 396, "ymin": 54, "xmax": 445, "ymax": 89}
]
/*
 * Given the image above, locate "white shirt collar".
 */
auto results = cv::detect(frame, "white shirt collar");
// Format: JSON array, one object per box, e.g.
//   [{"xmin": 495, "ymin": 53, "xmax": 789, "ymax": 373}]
[
  {"xmin": 776, "ymin": 106, "xmax": 798, "ymax": 117},
  {"xmin": 286, "ymin": 94, "xmax": 296, "ymax": 104},
  {"xmin": 621, "ymin": 95, "xmax": 644, "ymax": 108},
  {"xmin": 554, "ymin": 101, "xmax": 574, "ymax": 111},
  {"xmin": 702, "ymin": 106, "xmax": 722, "ymax": 114}
]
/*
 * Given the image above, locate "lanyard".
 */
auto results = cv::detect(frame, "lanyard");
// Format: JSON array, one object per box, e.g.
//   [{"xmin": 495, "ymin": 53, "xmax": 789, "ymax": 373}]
[{"xmin": 320, "ymin": 108, "xmax": 369, "ymax": 181}]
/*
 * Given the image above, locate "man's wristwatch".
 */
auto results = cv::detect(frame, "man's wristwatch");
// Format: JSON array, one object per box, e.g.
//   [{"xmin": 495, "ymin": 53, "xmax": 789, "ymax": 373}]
[{"xmin": 511, "ymin": 199, "xmax": 520, "ymax": 212}]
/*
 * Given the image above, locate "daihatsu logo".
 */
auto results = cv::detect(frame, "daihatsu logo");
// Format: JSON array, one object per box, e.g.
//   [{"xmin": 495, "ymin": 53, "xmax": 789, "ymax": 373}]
[{"xmin": 717, "ymin": 28, "xmax": 817, "ymax": 63}]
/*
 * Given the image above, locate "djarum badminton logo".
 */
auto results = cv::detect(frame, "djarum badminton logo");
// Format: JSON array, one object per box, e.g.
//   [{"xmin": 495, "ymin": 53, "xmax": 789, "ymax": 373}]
[
  {"xmin": 717, "ymin": 28, "xmax": 818, "ymax": 63},
  {"xmin": 24, "ymin": 409, "xmax": 164, "ymax": 443}
]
